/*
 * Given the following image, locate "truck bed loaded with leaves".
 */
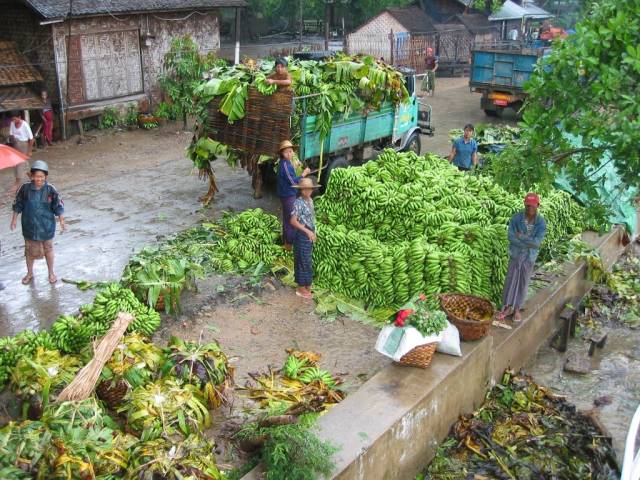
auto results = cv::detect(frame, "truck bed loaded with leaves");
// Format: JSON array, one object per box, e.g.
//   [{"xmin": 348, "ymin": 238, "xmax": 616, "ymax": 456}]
[{"xmin": 188, "ymin": 54, "xmax": 411, "ymax": 202}]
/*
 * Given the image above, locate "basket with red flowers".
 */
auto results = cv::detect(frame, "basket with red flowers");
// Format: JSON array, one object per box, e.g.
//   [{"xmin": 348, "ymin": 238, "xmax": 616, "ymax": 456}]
[{"xmin": 392, "ymin": 294, "xmax": 448, "ymax": 368}]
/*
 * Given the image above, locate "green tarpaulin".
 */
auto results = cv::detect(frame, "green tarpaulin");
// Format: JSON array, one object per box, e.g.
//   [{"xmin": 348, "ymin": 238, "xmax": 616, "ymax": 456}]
[{"xmin": 554, "ymin": 134, "xmax": 638, "ymax": 237}]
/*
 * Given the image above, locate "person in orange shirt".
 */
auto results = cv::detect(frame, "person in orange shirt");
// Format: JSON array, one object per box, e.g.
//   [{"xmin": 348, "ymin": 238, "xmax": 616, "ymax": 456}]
[{"xmin": 267, "ymin": 58, "xmax": 292, "ymax": 90}]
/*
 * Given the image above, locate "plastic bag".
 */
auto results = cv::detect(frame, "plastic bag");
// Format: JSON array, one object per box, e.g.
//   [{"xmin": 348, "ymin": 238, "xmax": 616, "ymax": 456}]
[
  {"xmin": 435, "ymin": 321, "xmax": 462, "ymax": 357},
  {"xmin": 375, "ymin": 325, "xmax": 443, "ymax": 362}
]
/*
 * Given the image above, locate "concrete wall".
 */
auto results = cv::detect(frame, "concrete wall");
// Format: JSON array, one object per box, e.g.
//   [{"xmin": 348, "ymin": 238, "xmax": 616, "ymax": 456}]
[{"xmin": 243, "ymin": 226, "xmax": 628, "ymax": 480}]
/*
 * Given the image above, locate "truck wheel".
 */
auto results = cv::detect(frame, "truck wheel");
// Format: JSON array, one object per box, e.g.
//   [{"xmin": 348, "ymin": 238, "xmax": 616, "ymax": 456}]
[
  {"xmin": 484, "ymin": 108, "xmax": 501, "ymax": 117},
  {"xmin": 403, "ymin": 133, "xmax": 421, "ymax": 154}
]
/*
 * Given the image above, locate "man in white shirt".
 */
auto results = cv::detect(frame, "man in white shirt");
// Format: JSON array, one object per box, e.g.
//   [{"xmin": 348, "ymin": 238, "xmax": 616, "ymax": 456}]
[{"xmin": 9, "ymin": 112, "xmax": 32, "ymax": 193}]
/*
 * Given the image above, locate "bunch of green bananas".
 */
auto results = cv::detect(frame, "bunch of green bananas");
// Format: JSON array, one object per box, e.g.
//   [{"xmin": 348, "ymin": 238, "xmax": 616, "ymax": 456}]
[
  {"xmin": 50, "ymin": 283, "xmax": 161, "ymax": 354},
  {"xmin": 51, "ymin": 315, "xmax": 93, "ymax": 353},
  {"xmin": 0, "ymin": 330, "xmax": 57, "ymax": 385},
  {"xmin": 211, "ymin": 208, "xmax": 286, "ymax": 272},
  {"xmin": 253, "ymin": 73, "xmax": 277, "ymax": 95},
  {"xmin": 313, "ymin": 149, "xmax": 586, "ymax": 309}
]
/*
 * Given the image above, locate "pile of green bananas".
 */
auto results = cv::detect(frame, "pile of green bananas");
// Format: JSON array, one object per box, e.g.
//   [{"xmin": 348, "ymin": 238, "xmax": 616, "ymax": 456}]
[
  {"xmin": 210, "ymin": 208, "xmax": 286, "ymax": 272},
  {"xmin": 313, "ymin": 149, "xmax": 586, "ymax": 308},
  {"xmin": 51, "ymin": 283, "xmax": 161, "ymax": 353},
  {"xmin": 0, "ymin": 330, "xmax": 56, "ymax": 385}
]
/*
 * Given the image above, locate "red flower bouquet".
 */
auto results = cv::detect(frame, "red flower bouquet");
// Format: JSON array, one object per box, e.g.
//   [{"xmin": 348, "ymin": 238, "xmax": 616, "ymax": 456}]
[{"xmin": 392, "ymin": 294, "xmax": 447, "ymax": 338}]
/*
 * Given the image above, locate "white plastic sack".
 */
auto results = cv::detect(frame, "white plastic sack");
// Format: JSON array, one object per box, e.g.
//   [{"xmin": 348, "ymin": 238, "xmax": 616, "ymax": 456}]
[
  {"xmin": 435, "ymin": 321, "xmax": 462, "ymax": 357},
  {"xmin": 375, "ymin": 325, "xmax": 443, "ymax": 362}
]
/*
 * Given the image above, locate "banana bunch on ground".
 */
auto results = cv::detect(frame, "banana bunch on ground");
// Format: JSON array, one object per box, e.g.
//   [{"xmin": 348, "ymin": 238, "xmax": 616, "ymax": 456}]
[
  {"xmin": 313, "ymin": 149, "xmax": 586, "ymax": 309},
  {"xmin": 0, "ymin": 330, "xmax": 56, "ymax": 385},
  {"xmin": 211, "ymin": 208, "xmax": 287, "ymax": 272},
  {"xmin": 50, "ymin": 283, "xmax": 161, "ymax": 354}
]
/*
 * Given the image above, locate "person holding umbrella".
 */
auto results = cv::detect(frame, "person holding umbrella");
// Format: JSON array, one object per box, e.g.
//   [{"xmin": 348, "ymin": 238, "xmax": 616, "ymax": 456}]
[
  {"xmin": 0, "ymin": 144, "xmax": 29, "ymax": 290},
  {"xmin": 0, "ymin": 144, "xmax": 29, "ymax": 204},
  {"xmin": 10, "ymin": 160, "xmax": 66, "ymax": 285}
]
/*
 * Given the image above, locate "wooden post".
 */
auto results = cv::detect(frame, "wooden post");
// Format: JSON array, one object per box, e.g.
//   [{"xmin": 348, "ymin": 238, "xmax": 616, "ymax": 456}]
[
  {"xmin": 324, "ymin": 2, "xmax": 330, "ymax": 50},
  {"xmin": 389, "ymin": 29, "xmax": 394, "ymax": 65},
  {"xmin": 299, "ymin": 0, "xmax": 303, "ymax": 49},
  {"xmin": 234, "ymin": 7, "xmax": 241, "ymax": 65}
]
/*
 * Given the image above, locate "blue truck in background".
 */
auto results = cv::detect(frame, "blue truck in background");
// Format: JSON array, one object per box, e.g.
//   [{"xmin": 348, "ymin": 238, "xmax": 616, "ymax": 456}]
[{"xmin": 469, "ymin": 41, "xmax": 551, "ymax": 116}]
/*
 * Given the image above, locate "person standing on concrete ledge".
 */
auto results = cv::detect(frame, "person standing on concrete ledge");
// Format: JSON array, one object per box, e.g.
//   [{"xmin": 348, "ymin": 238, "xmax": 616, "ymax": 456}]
[{"xmin": 497, "ymin": 193, "xmax": 546, "ymax": 322}]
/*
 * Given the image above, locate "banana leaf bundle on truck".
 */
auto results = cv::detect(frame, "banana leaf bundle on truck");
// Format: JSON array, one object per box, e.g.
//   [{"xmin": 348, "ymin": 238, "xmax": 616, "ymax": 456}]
[{"xmin": 189, "ymin": 54, "xmax": 428, "ymax": 202}]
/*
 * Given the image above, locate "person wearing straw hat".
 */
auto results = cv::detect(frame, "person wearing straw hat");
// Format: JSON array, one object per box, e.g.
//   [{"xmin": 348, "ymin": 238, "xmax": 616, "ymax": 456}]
[
  {"xmin": 290, "ymin": 177, "xmax": 320, "ymax": 299},
  {"xmin": 277, "ymin": 140, "xmax": 310, "ymax": 251},
  {"xmin": 497, "ymin": 193, "xmax": 546, "ymax": 322},
  {"xmin": 10, "ymin": 160, "xmax": 66, "ymax": 285}
]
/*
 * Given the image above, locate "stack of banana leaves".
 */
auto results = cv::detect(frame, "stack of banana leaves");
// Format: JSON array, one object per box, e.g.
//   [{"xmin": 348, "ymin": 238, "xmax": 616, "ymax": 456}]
[
  {"xmin": 121, "ymin": 208, "xmax": 287, "ymax": 313},
  {"xmin": 241, "ymin": 350, "xmax": 345, "ymax": 416},
  {"xmin": 423, "ymin": 371, "xmax": 619, "ymax": 479},
  {"xmin": 0, "ymin": 398, "xmax": 226, "ymax": 479},
  {"xmin": 0, "ymin": 334, "xmax": 234, "ymax": 479}
]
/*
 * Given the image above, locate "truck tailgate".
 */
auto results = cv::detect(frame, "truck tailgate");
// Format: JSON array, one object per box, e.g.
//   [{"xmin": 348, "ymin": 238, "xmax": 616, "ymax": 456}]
[{"xmin": 470, "ymin": 50, "xmax": 538, "ymax": 89}]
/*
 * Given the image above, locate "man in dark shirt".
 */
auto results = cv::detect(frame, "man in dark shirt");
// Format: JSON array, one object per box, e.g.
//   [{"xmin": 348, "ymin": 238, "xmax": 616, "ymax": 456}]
[{"xmin": 421, "ymin": 47, "xmax": 438, "ymax": 96}]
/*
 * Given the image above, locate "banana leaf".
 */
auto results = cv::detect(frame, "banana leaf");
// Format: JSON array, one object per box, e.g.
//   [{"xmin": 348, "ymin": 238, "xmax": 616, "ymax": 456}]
[{"xmin": 220, "ymin": 83, "xmax": 248, "ymax": 122}]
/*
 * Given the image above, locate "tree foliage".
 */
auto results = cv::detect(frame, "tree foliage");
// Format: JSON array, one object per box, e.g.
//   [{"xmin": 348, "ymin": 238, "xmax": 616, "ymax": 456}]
[
  {"xmin": 494, "ymin": 0, "xmax": 640, "ymax": 219},
  {"xmin": 247, "ymin": 0, "xmax": 412, "ymax": 31},
  {"xmin": 159, "ymin": 36, "xmax": 224, "ymax": 129}
]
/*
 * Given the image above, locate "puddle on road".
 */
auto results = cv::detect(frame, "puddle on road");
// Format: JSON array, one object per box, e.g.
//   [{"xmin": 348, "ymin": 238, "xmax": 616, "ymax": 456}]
[{"xmin": 525, "ymin": 326, "xmax": 640, "ymax": 462}]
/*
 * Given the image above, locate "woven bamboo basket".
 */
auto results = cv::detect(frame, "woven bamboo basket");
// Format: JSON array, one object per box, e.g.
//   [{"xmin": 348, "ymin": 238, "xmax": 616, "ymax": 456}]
[
  {"xmin": 439, "ymin": 293, "xmax": 494, "ymax": 341},
  {"xmin": 396, "ymin": 342, "xmax": 437, "ymax": 369}
]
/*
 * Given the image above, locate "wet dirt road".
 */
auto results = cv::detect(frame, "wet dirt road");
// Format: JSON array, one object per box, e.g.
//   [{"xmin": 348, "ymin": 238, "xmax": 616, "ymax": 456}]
[{"xmin": 0, "ymin": 126, "xmax": 278, "ymax": 336}]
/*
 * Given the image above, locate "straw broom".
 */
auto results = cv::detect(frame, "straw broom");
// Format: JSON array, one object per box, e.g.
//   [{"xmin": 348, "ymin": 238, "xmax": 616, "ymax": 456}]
[{"xmin": 57, "ymin": 312, "xmax": 134, "ymax": 402}]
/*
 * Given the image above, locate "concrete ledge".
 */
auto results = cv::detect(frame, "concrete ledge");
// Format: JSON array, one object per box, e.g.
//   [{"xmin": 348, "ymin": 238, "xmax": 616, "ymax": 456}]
[{"xmin": 243, "ymin": 227, "xmax": 627, "ymax": 480}]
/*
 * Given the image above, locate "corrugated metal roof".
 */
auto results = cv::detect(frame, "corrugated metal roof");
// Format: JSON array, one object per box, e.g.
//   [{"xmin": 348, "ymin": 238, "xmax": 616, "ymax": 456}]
[
  {"xmin": 0, "ymin": 85, "xmax": 45, "ymax": 112},
  {"xmin": 22, "ymin": 0, "xmax": 247, "ymax": 20},
  {"xmin": 0, "ymin": 41, "xmax": 43, "ymax": 88},
  {"xmin": 387, "ymin": 5, "xmax": 437, "ymax": 33},
  {"xmin": 489, "ymin": 0, "xmax": 553, "ymax": 21}
]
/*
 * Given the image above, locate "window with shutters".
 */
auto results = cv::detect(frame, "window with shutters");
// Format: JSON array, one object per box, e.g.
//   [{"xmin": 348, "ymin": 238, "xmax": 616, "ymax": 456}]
[{"xmin": 67, "ymin": 29, "xmax": 143, "ymax": 104}]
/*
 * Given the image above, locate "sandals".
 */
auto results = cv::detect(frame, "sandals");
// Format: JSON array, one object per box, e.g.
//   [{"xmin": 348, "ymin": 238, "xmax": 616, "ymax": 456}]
[
  {"xmin": 49, "ymin": 274, "xmax": 57, "ymax": 284},
  {"xmin": 295, "ymin": 290, "xmax": 313, "ymax": 300},
  {"xmin": 21, "ymin": 274, "xmax": 33, "ymax": 285},
  {"xmin": 496, "ymin": 309, "xmax": 513, "ymax": 321}
]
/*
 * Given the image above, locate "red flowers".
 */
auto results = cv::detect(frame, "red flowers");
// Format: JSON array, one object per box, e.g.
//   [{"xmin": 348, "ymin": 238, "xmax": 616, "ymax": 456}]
[{"xmin": 394, "ymin": 309, "xmax": 414, "ymax": 327}]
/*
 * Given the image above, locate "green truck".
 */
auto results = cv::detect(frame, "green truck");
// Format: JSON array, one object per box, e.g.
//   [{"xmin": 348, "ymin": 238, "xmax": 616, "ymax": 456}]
[{"xmin": 206, "ymin": 60, "xmax": 432, "ymax": 197}]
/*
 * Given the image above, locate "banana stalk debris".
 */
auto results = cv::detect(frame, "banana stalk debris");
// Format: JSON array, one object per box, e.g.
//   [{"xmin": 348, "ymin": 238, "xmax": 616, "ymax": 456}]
[
  {"xmin": 241, "ymin": 350, "xmax": 345, "ymax": 416},
  {"xmin": 424, "ymin": 371, "xmax": 619, "ymax": 479}
]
